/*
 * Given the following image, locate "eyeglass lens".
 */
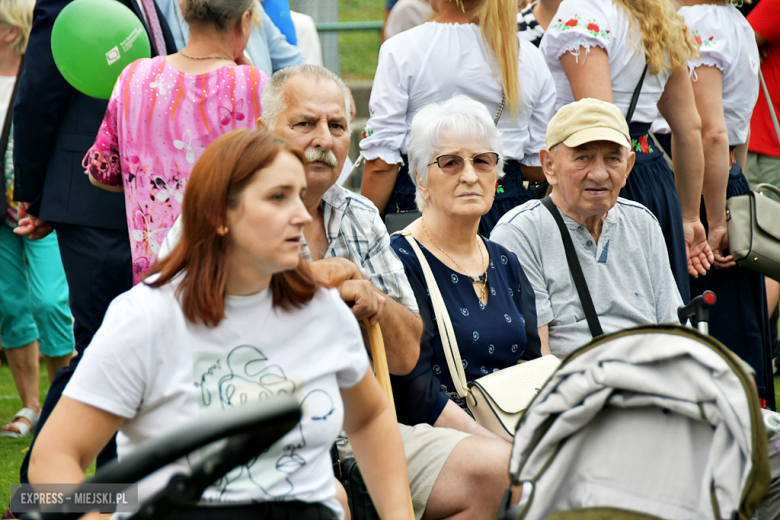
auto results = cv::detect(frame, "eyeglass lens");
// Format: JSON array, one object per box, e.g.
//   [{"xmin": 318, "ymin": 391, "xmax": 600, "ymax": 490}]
[{"xmin": 437, "ymin": 153, "xmax": 498, "ymax": 174}]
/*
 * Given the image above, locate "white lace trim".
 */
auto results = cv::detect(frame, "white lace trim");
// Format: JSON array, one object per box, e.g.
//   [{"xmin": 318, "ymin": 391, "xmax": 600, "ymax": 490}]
[
  {"xmin": 552, "ymin": 38, "xmax": 607, "ymax": 65},
  {"xmin": 355, "ymin": 148, "xmax": 405, "ymax": 168},
  {"xmin": 689, "ymin": 56, "xmax": 725, "ymax": 78}
]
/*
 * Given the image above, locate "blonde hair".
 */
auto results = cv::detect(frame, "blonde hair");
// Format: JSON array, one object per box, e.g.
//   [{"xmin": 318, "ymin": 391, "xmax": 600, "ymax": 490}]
[
  {"xmin": 0, "ymin": 0, "xmax": 33, "ymax": 55},
  {"xmin": 612, "ymin": 0, "xmax": 698, "ymax": 75},
  {"xmin": 457, "ymin": 0, "xmax": 520, "ymax": 116}
]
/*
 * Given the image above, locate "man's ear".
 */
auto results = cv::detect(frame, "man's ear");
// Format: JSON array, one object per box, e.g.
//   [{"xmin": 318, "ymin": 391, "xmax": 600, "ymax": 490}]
[
  {"xmin": 625, "ymin": 150, "xmax": 636, "ymax": 182},
  {"xmin": 540, "ymin": 148, "xmax": 557, "ymax": 186},
  {"xmin": 256, "ymin": 117, "xmax": 268, "ymax": 132}
]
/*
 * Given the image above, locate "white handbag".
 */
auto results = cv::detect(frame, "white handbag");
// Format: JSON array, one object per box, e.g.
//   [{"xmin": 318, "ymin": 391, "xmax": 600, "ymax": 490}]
[{"xmin": 397, "ymin": 231, "xmax": 560, "ymax": 441}]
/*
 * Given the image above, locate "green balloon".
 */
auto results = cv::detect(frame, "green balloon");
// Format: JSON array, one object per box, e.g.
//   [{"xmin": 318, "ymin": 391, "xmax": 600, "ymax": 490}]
[{"xmin": 51, "ymin": 0, "xmax": 152, "ymax": 100}]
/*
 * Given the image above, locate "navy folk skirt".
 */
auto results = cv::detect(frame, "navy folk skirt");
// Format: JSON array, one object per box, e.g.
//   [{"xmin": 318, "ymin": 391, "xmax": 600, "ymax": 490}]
[
  {"xmin": 654, "ymin": 133, "xmax": 775, "ymax": 408},
  {"xmin": 689, "ymin": 158, "xmax": 775, "ymax": 408}
]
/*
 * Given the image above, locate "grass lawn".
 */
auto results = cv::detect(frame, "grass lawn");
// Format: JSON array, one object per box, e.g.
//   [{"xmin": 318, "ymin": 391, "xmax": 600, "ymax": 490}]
[
  {"xmin": 0, "ymin": 357, "xmax": 94, "ymax": 512},
  {"xmin": 339, "ymin": 0, "xmax": 384, "ymax": 80}
]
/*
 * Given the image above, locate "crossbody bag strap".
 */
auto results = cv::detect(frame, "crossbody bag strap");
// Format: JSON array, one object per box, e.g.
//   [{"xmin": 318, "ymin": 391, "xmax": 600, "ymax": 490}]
[
  {"xmin": 625, "ymin": 63, "xmax": 648, "ymax": 125},
  {"xmin": 393, "ymin": 231, "xmax": 470, "ymax": 397},
  {"xmin": 760, "ymin": 69, "xmax": 780, "ymax": 147},
  {"xmin": 540, "ymin": 198, "xmax": 603, "ymax": 338}
]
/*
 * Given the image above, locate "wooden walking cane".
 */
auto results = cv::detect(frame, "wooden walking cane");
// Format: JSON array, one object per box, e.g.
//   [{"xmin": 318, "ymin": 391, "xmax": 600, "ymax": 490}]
[{"xmin": 363, "ymin": 321, "xmax": 416, "ymax": 519}]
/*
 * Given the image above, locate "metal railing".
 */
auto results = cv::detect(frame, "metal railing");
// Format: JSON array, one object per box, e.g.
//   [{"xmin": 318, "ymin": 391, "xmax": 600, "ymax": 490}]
[{"xmin": 315, "ymin": 21, "xmax": 384, "ymax": 32}]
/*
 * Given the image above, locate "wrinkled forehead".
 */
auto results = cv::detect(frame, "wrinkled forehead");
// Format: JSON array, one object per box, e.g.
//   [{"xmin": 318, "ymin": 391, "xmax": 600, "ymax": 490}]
[
  {"xmin": 282, "ymin": 76, "xmax": 348, "ymax": 120},
  {"xmin": 431, "ymin": 126, "xmax": 493, "ymax": 156}
]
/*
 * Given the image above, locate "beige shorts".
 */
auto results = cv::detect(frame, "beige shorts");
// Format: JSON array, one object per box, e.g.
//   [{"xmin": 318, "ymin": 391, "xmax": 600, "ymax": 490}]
[{"xmin": 338, "ymin": 423, "xmax": 470, "ymax": 520}]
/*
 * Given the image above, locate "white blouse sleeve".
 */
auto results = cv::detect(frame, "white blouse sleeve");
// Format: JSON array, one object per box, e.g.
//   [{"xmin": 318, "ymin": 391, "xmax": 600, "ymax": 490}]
[
  {"xmin": 683, "ymin": 8, "xmax": 728, "ymax": 73},
  {"xmin": 541, "ymin": 0, "xmax": 614, "ymax": 61},
  {"xmin": 63, "ymin": 291, "xmax": 153, "ymax": 419},
  {"xmin": 359, "ymin": 40, "xmax": 413, "ymax": 165},
  {"xmin": 522, "ymin": 42, "xmax": 557, "ymax": 166}
]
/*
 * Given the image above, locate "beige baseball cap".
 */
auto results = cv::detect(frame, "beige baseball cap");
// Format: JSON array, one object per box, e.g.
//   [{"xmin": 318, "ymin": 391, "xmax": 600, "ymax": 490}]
[{"xmin": 545, "ymin": 98, "xmax": 631, "ymax": 150}]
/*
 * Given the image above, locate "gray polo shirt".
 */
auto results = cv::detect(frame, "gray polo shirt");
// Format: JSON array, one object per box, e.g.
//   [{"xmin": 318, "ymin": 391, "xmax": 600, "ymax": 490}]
[{"xmin": 491, "ymin": 198, "xmax": 683, "ymax": 358}]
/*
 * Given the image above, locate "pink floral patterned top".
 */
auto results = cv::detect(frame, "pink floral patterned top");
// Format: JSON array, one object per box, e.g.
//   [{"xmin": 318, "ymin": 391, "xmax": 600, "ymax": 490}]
[{"xmin": 84, "ymin": 57, "xmax": 268, "ymax": 284}]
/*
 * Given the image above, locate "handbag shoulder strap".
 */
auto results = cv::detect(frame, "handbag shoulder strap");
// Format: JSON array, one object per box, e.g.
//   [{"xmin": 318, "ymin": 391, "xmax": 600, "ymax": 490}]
[
  {"xmin": 392, "ymin": 230, "xmax": 470, "ymax": 397},
  {"xmin": 625, "ymin": 63, "xmax": 648, "ymax": 125},
  {"xmin": 540, "ymin": 197, "xmax": 603, "ymax": 338},
  {"xmin": 760, "ymin": 69, "xmax": 780, "ymax": 147}
]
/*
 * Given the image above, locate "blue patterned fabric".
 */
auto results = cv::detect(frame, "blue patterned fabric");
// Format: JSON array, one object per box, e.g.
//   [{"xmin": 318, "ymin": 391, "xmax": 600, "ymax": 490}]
[{"xmin": 389, "ymin": 235, "xmax": 541, "ymax": 425}]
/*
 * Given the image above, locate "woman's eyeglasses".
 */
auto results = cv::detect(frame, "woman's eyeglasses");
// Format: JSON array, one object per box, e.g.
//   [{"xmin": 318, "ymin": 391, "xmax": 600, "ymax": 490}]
[{"xmin": 428, "ymin": 152, "xmax": 499, "ymax": 175}]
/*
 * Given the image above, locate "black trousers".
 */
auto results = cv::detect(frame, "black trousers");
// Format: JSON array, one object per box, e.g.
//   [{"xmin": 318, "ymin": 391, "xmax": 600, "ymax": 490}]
[{"xmin": 18, "ymin": 223, "xmax": 133, "ymax": 484}]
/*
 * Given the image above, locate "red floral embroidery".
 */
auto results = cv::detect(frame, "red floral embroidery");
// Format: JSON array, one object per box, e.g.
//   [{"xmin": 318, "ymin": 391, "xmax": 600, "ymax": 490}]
[
  {"xmin": 638, "ymin": 135, "xmax": 649, "ymax": 154},
  {"xmin": 565, "ymin": 18, "xmax": 578, "ymax": 27},
  {"xmin": 587, "ymin": 23, "xmax": 600, "ymax": 32},
  {"xmin": 694, "ymin": 35, "xmax": 702, "ymax": 45}
]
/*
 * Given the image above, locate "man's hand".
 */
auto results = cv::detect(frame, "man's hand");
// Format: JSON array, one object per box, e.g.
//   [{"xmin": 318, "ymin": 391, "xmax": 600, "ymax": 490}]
[
  {"xmin": 309, "ymin": 258, "xmax": 385, "ymax": 325},
  {"xmin": 340, "ymin": 279, "xmax": 385, "ymax": 326},
  {"xmin": 683, "ymin": 218, "xmax": 712, "ymax": 277},
  {"xmin": 309, "ymin": 257, "xmax": 363, "ymax": 287},
  {"xmin": 707, "ymin": 224, "xmax": 735, "ymax": 270},
  {"xmin": 13, "ymin": 202, "xmax": 54, "ymax": 240}
]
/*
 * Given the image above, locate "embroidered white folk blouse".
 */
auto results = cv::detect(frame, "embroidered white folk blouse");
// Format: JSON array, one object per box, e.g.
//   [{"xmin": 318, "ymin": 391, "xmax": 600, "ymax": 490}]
[
  {"xmin": 360, "ymin": 22, "xmax": 557, "ymax": 166},
  {"xmin": 652, "ymin": 5, "xmax": 759, "ymax": 145},
  {"xmin": 540, "ymin": 0, "xmax": 672, "ymax": 124}
]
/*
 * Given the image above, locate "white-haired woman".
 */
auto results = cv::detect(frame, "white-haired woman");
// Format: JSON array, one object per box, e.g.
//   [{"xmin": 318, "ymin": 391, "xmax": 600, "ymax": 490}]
[
  {"xmin": 1, "ymin": 0, "xmax": 75, "ymax": 438},
  {"xmin": 360, "ymin": 0, "xmax": 557, "ymax": 236},
  {"xmin": 540, "ymin": 0, "xmax": 712, "ymax": 304},
  {"xmin": 389, "ymin": 96, "xmax": 543, "ymax": 436}
]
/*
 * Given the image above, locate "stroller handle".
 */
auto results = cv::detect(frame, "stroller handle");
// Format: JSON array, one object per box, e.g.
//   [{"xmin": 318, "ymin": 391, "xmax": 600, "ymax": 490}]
[
  {"xmin": 21, "ymin": 395, "xmax": 301, "ymax": 520},
  {"xmin": 677, "ymin": 291, "xmax": 716, "ymax": 335}
]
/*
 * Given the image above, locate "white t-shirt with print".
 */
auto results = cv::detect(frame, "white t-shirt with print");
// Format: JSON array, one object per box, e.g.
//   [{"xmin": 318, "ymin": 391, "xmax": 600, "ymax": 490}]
[
  {"xmin": 63, "ymin": 280, "xmax": 369, "ymax": 518},
  {"xmin": 360, "ymin": 22, "xmax": 557, "ymax": 165},
  {"xmin": 651, "ymin": 5, "xmax": 759, "ymax": 145},
  {"xmin": 540, "ymin": 0, "xmax": 672, "ymax": 123}
]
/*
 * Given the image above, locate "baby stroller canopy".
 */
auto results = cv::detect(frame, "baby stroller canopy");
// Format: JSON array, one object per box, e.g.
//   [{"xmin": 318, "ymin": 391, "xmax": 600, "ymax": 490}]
[{"xmin": 506, "ymin": 325, "xmax": 769, "ymax": 520}]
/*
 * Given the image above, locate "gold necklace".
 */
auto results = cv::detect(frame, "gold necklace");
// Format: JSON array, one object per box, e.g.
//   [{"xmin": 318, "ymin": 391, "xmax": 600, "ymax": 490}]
[{"xmin": 422, "ymin": 218, "xmax": 489, "ymax": 301}]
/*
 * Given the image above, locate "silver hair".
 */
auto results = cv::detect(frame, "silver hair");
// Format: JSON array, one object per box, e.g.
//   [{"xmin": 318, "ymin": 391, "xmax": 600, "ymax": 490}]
[
  {"xmin": 261, "ymin": 64, "xmax": 352, "ymax": 133},
  {"xmin": 407, "ymin": 95, "xmax": 504, "ymax": 211},
  {"xmin": 181, "ymin": 0, "xmax": 255, "ymax": 31}
]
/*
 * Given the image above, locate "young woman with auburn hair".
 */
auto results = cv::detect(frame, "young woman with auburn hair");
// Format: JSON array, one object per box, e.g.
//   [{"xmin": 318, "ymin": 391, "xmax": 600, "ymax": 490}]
[{"xmin": 29, "ymin": 130, "xmax": 412, "ymax": 520}]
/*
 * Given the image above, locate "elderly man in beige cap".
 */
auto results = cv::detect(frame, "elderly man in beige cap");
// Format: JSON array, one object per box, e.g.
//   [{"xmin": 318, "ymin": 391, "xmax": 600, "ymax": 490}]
[{"xmin": 491, "ymin": 98, "xmax": 683, "ymax": 358}]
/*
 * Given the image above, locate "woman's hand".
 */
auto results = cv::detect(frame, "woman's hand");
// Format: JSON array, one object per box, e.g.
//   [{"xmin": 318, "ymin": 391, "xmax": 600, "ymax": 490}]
[
  {"xmin": 682, "ymin": 218, "xmax": 713, "ymax": 277},
  {"xmin": 13, "ymin": 202, "xmax": 54, "ymax": 240},
  {"xmin": 707, "ymin": 224, "xmax": 735, "ymax": 270}
]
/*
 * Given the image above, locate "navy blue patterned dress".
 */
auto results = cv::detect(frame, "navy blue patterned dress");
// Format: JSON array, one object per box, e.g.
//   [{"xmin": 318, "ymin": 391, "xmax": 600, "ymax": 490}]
[{"xmin": 389, "ymin": 235, "xmax": 541, "ymax": 426}]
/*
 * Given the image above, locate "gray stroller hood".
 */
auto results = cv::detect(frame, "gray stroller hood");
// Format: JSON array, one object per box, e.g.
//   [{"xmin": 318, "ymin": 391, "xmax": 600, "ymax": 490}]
[{"xmin": 507, "ymin": 325, "xmax": 769, "ymax": 520}]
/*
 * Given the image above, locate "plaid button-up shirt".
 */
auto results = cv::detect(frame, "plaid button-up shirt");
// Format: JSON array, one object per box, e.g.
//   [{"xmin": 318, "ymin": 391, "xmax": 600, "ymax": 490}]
[{"xmin": 301, "ymin": 184, "xmax": 419, "ymax": 314}]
